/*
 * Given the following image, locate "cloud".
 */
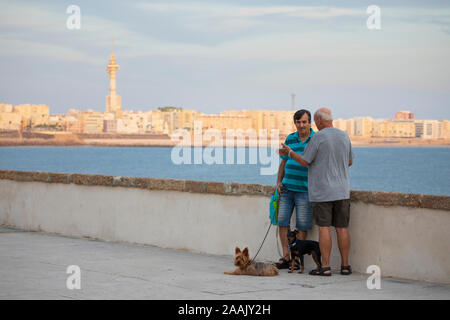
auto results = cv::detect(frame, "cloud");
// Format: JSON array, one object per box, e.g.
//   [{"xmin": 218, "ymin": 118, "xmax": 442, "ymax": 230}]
[
  {"xmin": 132, "ymin": 2, "xmax": 364, "ymax": 41},
  {"xmin": 234, "ymin": 6, "xmax": 363, "ymax": 19},
  {"xmin": 135, "ymin": 2, "xmax": 363, "ymax": 19},
  {"xmin": 1, "ymin": 0, "xmax": 449, "ymax": 115},
  {"xmin": 0, "ymin": 38, "xmax": 103, "ymax": 65}
]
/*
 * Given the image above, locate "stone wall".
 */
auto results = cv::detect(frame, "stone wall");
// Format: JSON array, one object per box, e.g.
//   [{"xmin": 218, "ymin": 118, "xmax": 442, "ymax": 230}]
[{"xmin": 0, "ymin": 170, "xmax": 449, "ymax": 284}]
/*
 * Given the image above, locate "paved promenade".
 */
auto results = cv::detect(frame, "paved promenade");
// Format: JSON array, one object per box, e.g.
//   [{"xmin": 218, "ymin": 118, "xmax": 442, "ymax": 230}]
[{"xmin": 0, "ymin": 226, "xmax": 449, "ymax": 300}]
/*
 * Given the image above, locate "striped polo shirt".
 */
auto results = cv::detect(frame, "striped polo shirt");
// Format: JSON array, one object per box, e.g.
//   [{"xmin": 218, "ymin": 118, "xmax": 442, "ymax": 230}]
[{"xmin": 280, "ymin": 129, "xmax": 315, "ymax": 192}]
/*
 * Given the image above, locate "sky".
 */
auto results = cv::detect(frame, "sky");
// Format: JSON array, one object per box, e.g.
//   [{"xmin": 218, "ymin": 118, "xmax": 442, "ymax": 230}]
[{"xmin": 0, "ymin": 0, "xmax": 449, "ymax": 120}]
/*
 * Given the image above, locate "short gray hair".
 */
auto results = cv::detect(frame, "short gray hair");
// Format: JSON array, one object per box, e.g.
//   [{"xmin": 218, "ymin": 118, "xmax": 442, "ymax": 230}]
[{"xmin": 314, "ymin": 109, "xmax": 333, "ymax": 121}]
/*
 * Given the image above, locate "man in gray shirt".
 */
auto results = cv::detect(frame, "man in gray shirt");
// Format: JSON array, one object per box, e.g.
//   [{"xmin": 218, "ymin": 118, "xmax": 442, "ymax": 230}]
[{"xmin": 279, "ymin": 108, "xmax": 353, "ymax": 276}]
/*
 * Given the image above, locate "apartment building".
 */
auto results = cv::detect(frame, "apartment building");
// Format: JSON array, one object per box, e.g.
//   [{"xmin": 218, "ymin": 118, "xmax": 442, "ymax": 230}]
[{"xmin": 415, "ymin": 120, "xmax": 442, "ymax": 139}]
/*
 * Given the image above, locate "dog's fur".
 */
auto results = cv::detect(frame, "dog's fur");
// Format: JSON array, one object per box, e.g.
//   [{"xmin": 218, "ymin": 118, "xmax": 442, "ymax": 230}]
[
  {"xmin": 224, "ymin": 247, "xmax": 279, "ymax": 276},
  {"xmin": 287, "ymin": 230, "xmax": 322, "ymax": 274}
]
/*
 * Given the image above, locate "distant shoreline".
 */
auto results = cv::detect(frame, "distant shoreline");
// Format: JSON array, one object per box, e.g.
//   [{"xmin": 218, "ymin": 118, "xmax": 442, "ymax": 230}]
[
  {"xmin": 0, "ymin": 130, "xmax": 449, "ymax": 147},
  {"xmin": 0, "ymin": 137, "xmax": 449, "ymax": 148}
]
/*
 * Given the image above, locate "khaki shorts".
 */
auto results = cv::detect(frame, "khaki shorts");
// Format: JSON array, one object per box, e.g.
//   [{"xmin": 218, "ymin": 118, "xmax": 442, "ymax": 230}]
[{"xmin": 312, "ymin": 199, "xmax": 350, "ymax": 228}]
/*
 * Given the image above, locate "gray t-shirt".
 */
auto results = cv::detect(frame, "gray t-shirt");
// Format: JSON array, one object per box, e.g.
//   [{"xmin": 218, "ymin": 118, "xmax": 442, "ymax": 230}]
[{"xmin": 300, "ymin": 127, "xmax": 353, "ymax": 202}]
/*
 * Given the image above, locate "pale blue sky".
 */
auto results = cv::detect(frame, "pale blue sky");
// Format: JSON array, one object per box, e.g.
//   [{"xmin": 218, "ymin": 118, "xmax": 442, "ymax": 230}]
[{"xmin": 0, "ymin": 0, "xmax": 449, "ymax": 119}]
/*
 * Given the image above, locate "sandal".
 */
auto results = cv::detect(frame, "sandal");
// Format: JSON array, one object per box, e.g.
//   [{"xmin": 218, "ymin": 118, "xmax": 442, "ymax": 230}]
[
  {"xmin": 340, "ymin": 265, "xmax": 352, "ymax": 275},
  {"xmin": 274, "ymin": 257, "xmax": 290, "ymax": 269},
  {"xmin": 309, "ymin": 266, "xmax": 332, "ymax": 276}
]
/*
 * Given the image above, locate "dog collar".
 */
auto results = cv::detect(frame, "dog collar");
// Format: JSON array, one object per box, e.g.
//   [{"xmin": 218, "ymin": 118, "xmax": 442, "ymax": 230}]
[{"xmin": 288, "ymin": 239, "xmax": 299, "ymax": 249}]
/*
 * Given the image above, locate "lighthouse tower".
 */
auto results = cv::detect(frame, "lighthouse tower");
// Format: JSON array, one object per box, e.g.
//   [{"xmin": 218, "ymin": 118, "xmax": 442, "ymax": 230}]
[{"xmin": 106, "ymin": 53, "xmax": 122, "ymax": 115}]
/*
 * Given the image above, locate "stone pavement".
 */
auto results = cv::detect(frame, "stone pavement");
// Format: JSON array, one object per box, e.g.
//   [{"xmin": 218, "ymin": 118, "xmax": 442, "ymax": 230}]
[{"xmin": 0, "ymin": 226, "xmax": 449, "ymax": 300}]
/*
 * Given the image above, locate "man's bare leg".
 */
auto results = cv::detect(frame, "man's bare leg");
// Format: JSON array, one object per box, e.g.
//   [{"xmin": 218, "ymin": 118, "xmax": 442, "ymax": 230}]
[
  {"xmin": 297, "ymin": 230, "xmax": 307, "ymax": 240},
  {"xmin": 279, "ymin": 226, "xmax": 290, "ymax": 261},
  {"xmin": 336, "ymin": 227, "xmax": 351, "ymax": 269},
  {"xmin": 319, "ymin": 226, "xmax": 332, "ymax": 275}
]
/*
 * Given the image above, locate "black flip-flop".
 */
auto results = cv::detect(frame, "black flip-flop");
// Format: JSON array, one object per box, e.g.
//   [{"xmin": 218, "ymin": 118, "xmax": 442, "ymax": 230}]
[
  {"xmin": 340, "ymin": 265, "xmax": 352, "ymax": 275},
  {"xmin": 309, "ymin": 266, "xmax": 332, "ymax": 276},
  {"xmin": 274, "ymin": 257, "xmax": 290, "ymax": 269}
]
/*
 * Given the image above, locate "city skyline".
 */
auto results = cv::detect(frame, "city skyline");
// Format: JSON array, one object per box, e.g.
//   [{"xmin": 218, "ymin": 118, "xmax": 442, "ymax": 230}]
[{"xmin": 0, "ymin": 1, "xmax": 449, "ymax": 119}]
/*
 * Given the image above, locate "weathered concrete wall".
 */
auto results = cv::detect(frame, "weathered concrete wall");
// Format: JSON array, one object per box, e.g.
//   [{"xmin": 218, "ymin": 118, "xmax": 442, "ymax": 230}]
[{"xmin": 0, "ymin": 170, "xmax": 449, "ymax": 284}]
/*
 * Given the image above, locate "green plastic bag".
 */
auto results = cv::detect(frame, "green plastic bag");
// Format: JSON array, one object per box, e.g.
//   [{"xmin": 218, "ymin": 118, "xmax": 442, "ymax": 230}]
[{"xmin": 269, "ymin": 185, "xmax": 280, "ymax": 225}]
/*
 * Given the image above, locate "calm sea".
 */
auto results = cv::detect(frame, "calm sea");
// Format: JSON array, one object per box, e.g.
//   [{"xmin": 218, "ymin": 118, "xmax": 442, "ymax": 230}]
[{"xmin": 0, "ymin": 146, "xmax": 449, "ymax": 196}]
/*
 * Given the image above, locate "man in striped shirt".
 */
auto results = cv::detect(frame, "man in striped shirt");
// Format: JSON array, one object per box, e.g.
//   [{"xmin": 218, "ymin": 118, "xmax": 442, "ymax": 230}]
[{"xmin": 274, "ymin": 109, "xmax": 315, "ymax": 270}]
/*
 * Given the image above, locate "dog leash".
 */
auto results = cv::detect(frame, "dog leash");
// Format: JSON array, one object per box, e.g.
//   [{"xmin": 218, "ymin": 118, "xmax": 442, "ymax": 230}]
[{"xmin": 248, "ymin": 214, "xmax": 277, "ymax": 266}]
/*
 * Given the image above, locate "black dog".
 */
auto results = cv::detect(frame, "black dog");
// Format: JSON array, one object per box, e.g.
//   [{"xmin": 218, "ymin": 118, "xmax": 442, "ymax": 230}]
[{"xmin": 287, "ymin": 229, "xmax": 322, "ymax": 274}]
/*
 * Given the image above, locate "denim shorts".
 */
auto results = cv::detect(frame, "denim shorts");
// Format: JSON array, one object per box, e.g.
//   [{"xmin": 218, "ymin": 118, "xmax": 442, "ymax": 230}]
[{"xmin": 277, "ymin": 185, "xmax": 312, "ymax": 230}]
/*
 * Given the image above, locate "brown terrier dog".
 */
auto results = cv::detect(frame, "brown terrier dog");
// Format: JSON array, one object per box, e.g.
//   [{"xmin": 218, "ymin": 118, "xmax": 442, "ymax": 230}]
[{"xmin": 224, "ymin": 247, "xmax": 279, "ymax": 276}]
